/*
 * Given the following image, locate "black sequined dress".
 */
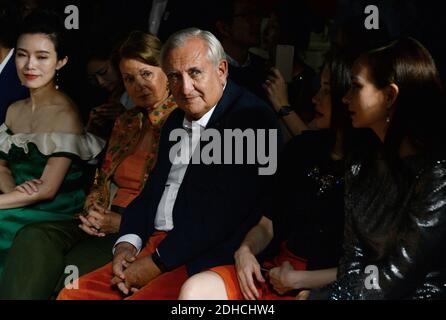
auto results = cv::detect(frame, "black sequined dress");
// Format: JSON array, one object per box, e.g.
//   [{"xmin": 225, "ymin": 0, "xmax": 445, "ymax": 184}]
[{"xmin": 325, "ymin": 152, "xmax": 446, "ymax": 299}]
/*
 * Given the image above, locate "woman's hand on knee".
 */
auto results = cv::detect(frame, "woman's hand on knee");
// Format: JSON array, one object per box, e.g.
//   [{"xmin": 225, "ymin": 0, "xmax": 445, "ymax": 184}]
[{"xmin": 234, "ymin": 246, "xmax": 264, "ymax": 300}]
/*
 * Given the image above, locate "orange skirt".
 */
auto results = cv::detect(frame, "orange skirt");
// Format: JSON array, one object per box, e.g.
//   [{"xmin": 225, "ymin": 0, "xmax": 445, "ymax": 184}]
[
  {"xmin": 57, "ymin": 232, "xmax": 188, "ymax": 300},
  {"xmin": 209, "ymin": 242, "xmax": 307, "ymax": 300}
]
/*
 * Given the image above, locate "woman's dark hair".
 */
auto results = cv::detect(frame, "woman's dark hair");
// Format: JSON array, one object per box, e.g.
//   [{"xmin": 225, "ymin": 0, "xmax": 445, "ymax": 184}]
[
  {"xmin": 322, "ymin": 49, "xmax": 354, "ymax": 154},
  {"xmin": 323, "ymin": 48, "xmax": 380, "ymax": 157},
  {"xmin": 358, "ymin": 37, "xmax": 446, "ymax": 160},
  {"xmin": 85, "ymin": 36, "xmax": 119, "ymax": 63},
  {"xmin": 18, "ymin": 9, "xmax": 67, "ymax": 59}
]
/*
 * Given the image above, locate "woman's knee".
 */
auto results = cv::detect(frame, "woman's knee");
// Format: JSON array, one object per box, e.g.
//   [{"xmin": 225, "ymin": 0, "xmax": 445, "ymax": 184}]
[
  {"xmin": 13, "ymin": 220, "xmax": 78, "ymax": 250},
  {"xmin": 179, "ymin": 271, "xmax": 228, "ymax": 300},
  {"xmin": 13, "ymin": 222, "xmax": 54, "ymax": 246}
]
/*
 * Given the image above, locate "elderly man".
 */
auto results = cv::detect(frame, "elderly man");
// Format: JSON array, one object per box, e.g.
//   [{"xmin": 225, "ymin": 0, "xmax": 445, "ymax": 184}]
[{"xmin": 58, "ymin": 28, "xmax": 280, "ymax": 300}]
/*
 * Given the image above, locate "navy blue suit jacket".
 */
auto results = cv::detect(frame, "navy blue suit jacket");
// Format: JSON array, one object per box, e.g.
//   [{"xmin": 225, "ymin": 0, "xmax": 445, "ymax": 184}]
[
  {"xmin": 119, "ymin": 80, "xmax": 281, "ymax": 275},
  {"xmin": 0, "ymin": 53, "xmax": 29, "ymax": 124}
]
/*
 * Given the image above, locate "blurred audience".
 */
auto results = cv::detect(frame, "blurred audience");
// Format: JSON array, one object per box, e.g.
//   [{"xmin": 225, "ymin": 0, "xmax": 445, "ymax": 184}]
[{"xmin": 0, "ymin": 1, "xmax": 28, "ymax": 124}]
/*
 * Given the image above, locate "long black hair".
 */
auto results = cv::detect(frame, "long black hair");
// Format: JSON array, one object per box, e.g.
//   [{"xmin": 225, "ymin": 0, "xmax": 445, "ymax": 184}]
[
  {"xmin": 18, "ymin": 9, "xmax": 67, "ymax": 60},
  {"xmin": 358, "ymin": 37, "xmax": 446, "ymax": 163},
  {"xmin": 324, "ymin": 48, "xmax": 381, "ymax": 158}
]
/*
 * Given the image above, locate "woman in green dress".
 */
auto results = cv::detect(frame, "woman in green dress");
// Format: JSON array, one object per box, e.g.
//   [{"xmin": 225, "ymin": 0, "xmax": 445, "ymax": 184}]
[{"xmin": 0, "ymin": 11, "xmax": 104, "ymax": 274}]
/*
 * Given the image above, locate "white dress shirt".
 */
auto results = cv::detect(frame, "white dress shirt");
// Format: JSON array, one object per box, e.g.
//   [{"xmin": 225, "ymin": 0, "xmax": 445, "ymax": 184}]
[{"xmin": 114, "ymin": 106, "xmax": 216, "ymax": 254}]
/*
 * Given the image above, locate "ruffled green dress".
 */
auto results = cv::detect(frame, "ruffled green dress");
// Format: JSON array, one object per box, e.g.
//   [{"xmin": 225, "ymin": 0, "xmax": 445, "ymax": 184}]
[{"xmin": 0, "ymin": 123, "xmax": 104, "ymax": 274}]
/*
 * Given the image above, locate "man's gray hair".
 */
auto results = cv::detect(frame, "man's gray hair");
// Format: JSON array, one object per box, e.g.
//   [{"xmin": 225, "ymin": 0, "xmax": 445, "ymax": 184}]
[{"xmin": 161, "ymin": 28, "xmax": 226, "ymax": 67}]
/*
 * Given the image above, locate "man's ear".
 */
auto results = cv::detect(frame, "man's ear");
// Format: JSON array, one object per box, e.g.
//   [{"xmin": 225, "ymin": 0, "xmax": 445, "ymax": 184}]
[
  {"xmin": 386, "ymin": 83, "xmax": 399, "ymax": 109},
  {"xmin": 56, "ymin": 56, "xmax": 69, "ymax": 70},
  {"xmin": 217, "ymin": 59, "xmax": 228, "ymax": 82}
]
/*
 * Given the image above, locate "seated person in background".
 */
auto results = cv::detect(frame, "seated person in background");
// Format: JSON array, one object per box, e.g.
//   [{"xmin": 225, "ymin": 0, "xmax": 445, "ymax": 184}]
[
  {"xmin": 85, "ymin": 35, "xmax": 133, "ymax": 141},
  {"xmin": 261, "ymin": 0, "xmax": 318, "ymax": 139},
  {"xmin": 0, "ymin": 2, "xmax": 29, "ymax": 124},
  {"xmin": 58, "ymin": 28, "xmax": 280, "ymax": 300},
  {"xmin": 213, "ymin": 0, "xmax": 269, "ymax": 102},
  {"xmin": 0, "ymin": 11, "xmax": 104, "ymax": 276},
  {"xmin": 0, "ymin": 31, "xmax": 177, "ymax": 299},
  {"xmin": 178, "ymin": 49, "xmax": 355, "ymax": 300},
  {"xmin": 314, "ymin": 38, "xmax": 446, "ymax": 300}
]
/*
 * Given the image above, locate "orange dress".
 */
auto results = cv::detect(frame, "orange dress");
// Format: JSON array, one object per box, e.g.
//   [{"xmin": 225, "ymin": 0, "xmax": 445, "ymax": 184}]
[{"xmin": 111, "ymin": 148, "xmax": 150, "ymax": 208}]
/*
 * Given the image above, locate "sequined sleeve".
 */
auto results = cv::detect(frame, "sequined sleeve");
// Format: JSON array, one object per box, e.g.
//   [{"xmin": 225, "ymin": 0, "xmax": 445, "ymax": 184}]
[{"xmin": 329, "ymin": 160, "xmax": 446, "ymax": 299}]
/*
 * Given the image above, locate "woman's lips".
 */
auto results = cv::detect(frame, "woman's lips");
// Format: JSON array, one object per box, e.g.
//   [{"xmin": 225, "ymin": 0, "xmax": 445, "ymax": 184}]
[{"xmin": 24, "ymin": 74, "xmax": 39, "ymax": 80}]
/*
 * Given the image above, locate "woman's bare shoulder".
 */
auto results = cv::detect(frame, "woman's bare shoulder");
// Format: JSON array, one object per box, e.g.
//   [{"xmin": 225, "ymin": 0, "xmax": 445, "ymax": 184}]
[
  {"xmin": 50, "ymin": 94, "xmax": 84, "ymax": 134},
  {"xmin": 5, "ymin": 99, "xmax": 30, "ymax": 126}
]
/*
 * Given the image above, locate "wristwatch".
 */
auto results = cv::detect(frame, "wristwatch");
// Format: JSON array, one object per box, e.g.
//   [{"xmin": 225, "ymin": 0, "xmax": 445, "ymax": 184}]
[{"xmin": 277, "ymin": 106, "xmax": 294, "ymax": 117}]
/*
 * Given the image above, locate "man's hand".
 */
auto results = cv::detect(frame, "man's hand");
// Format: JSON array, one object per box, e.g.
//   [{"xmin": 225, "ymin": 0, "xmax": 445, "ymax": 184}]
[
  {"xmin": 112, "ymin": 255, "xmax": 162, "ymax": 296},
  {"xmin": 111, "ymin": 242, "xmax": 137, "ymax": 294},
  {"xmin": 234, "ymin": 245, "xmax": 265, "ymax": 300},
  {"xmin": 269, "ymin": 261, "xmax": 301, "ymax": 295}
]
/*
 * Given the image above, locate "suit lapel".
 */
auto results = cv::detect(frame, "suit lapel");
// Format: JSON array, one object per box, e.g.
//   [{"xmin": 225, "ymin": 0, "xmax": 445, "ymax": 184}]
[{"xmin": 206, "ymin": 80, "xmax": 242, "ymax": 129}]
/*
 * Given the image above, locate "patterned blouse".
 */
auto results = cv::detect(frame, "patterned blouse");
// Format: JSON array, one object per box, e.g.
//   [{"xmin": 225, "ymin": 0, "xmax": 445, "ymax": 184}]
[{"xmin": 84, "ymin": 95, "xmax": 177, "ymax": 211}]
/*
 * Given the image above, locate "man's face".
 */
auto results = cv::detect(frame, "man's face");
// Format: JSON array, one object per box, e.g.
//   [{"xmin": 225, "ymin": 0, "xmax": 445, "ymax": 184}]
[
  {"xmin": 163, "ymin": 38, "xmax": 228, "ymax": 120},
  {"xmin": 228, "ymin": 0, "xmax": 262, "ymax": 47}
]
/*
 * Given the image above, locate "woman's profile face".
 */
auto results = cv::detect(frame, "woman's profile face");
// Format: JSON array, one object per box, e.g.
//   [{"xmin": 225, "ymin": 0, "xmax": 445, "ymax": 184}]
[
  {"xmin": 119, "ymin": 58, "xmax": 168, "ymax": 109},
  {"xmin": 87, "ymin": 59, "xmax": 119, "ymax": 92},
  {"xmin": 312, "ymin": 66, "xmax": 332, "ymax": 129},
  {"xmin": 15, "ymin": 33, "xmax": 66, "ymax": 90},
  {"xmin": 343, "ymin": 62, "xmax": 388, "ymax": 130}
]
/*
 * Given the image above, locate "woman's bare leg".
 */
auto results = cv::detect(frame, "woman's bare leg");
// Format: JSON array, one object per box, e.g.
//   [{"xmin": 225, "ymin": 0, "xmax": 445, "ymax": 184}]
[{"xmin": 179, "ymin": 271, "xmax": 229, "ymax": 300}]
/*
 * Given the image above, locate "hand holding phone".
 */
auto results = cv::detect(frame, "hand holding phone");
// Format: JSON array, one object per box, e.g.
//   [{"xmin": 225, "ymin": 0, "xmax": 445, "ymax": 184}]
[{"xmin": 275, "ymin": 44, "xmax": 294, "ymax": 83}]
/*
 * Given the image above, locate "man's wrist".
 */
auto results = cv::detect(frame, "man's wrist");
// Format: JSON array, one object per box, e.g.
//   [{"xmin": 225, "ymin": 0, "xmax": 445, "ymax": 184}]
[
  {"xmin": 151, "ymin": 250, "xmax": 167, "ymax": 273},
  {"xmin": 114, "ymin": 242, "xmax": 137, "ymax": 255}
]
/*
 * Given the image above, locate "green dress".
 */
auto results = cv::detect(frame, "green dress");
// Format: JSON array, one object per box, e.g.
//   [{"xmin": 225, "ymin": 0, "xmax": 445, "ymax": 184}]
[{"xmin": 0, "ymin": 123, "xmax": 104, "ymax": 274}]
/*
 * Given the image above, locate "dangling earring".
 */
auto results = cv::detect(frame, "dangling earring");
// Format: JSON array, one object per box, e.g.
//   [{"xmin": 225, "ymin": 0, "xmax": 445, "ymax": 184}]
[
  {"xmin": 386, "ymin": 109, "xmax": 391, "ymax": 123},
  {"xmin": 55, "ymin": 70, "xmax": 59, "ymax": 90}
]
